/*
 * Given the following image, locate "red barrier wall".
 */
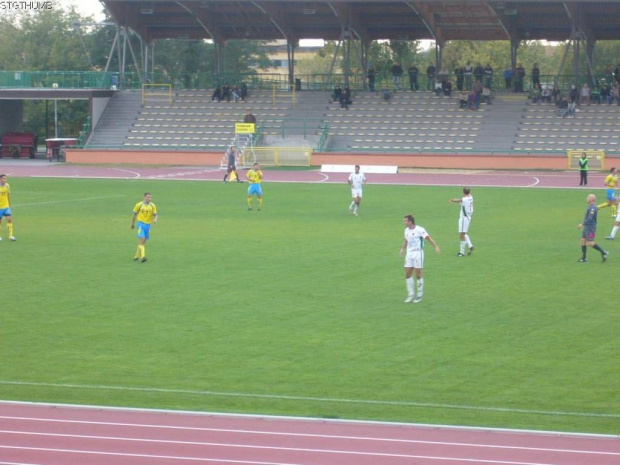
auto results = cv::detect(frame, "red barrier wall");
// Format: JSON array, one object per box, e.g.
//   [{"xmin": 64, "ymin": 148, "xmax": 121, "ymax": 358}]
[{"xmin": 67, "ymin": 149, "xmax": 568, "ymax": 171}]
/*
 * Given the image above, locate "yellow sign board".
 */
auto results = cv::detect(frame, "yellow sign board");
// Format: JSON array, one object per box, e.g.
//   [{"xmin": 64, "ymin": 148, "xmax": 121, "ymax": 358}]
[{"xmin": 235, "ymin": 123, "xmax": 256, "ymax": 134}]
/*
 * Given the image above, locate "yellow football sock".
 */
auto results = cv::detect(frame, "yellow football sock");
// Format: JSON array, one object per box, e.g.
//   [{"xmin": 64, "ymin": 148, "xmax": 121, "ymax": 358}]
[
  {"xmin": 247, "ymin": 197, "xmax": 252, "ymax": 208},
  {"xmin": 139, "ymin": 245, "xmax": 145, "ymax": 258},
  {"xmin": 135, "ymin": 246, "xmax": 141, "ymax": 259},
  {"xmin": 258, "ymin": 198, "xmax": 263, "ymax": 208},
  {"xmin": 8, "ymin": 223, "xmax": 13, "ymax": 237},
  {"xmin": 613, "ymin": 206, "xmax": 617, "ymax": 216}
]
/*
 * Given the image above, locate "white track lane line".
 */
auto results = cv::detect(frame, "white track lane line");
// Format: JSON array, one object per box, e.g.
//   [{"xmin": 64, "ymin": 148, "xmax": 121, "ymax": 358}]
[{"xmin": 0, "ymin": 427, "xmax": 617, "ymax": 458}]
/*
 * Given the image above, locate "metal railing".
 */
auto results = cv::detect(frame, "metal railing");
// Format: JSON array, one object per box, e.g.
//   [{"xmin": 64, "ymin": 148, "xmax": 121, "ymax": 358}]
[{"xmin": 0, "ymin": 70, "xmax": 611, "ymax": 93}]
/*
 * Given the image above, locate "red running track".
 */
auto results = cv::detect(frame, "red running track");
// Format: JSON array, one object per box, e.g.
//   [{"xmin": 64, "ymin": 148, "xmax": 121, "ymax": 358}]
[
  {"xmin": 0, "ymin": 160, "xmax": 609, "ymax": 189},
  {"xmin": 0, "ymin": 402, "xmax": 619, "ymax": 465}
]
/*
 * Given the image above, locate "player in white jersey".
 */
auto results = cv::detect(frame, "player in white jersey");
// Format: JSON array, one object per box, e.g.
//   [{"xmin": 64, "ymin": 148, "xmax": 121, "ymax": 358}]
[
  {"xmin": 347, "ymin": 165, "xmax": 366, "ymax": 216},
  {"xmin": 399, "ymin": 215, "xmax": 441, "ymax": 303},
  {"xmin": 450, "ymin": 187, "xmax": 474, "ymax": 256}
]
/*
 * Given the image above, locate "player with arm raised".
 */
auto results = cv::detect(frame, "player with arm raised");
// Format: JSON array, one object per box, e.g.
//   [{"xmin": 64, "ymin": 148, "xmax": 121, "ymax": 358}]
[{"xmin": 450, "ymin": 187, "xmax": 474, "ymax": 256}]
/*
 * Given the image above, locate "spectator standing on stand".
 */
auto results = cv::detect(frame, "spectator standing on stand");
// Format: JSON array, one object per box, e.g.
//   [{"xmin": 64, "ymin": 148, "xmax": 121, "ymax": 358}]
[
  {"xmin": 426, "ymin": 63, "xmax": 436, "ymax": 91},
  {"xmin": 408, "ymin": 63, "xmax": 419, "ymax": 91},
  {"xmin": 503, "ymin": 66, "xmax": 513, "ymax": 89},
  {"xmin": 367, "ymin": 66, "xmax": 376, "ymax": 92},
  {"xmin": 391, "ymin": 62, "xmax": 403, "ymax": 90},
  {"xmin": 515, "ymin": 63, "xmax": 525, "ymax": 92},
  {"xmin": 464, "ymin": 61, "xmax": 473, "ymax": 90},
  {"xmin": 484, "ymin": 64, "xmax": 493, "ymax": 88},
  {"xmin": 531, "ymin": 63, "xmax": 540, "ymax": 88}
]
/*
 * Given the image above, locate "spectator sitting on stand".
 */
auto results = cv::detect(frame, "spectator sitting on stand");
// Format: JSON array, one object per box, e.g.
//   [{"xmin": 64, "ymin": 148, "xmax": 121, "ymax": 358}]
[
  {"xmin": 590, "ymin": 85, "xmax": 601, "ymax": 105},
  {"xmin": 468, "ymin": 89, "xmax": 477, "ymax": 110},
  {"xmin": 580, "ymin": 83, "xmax": 591, "ymax": 106},
  {"xmin": 481, "ymin": 85, "xmax": 492, "ymax": 104},
  {"xmin": 332, "ymin": 85, "xmax": 343, "ymax": 103},
  {"xmin": 211, "ymin": 85, "xmax": 222, "ymax": 102},
  {"xmin": 222, "ymin": 83, "xmax": 231, "ymax": 102},
  {"xmin": 442, "ymin": 79, "xmax": 452, "ymax": 97},
  {"xmin": 458, "ymin": 90, "xmax": 468, "ymax": 109},
  {"xmin": 609, "ymin": 84, "xmax": 620, "ymax": 105},
  {"xmin": 232, "ymin": 85, "xmax": 241, "ymax": 103},
  {"xmin": 340, "ymin": 85, "xmax": 352, "ymax": 109},
  {"xmin": 382, "ymin": 89, "xmax": 391, "ymax": 102},
  {"xmin": 552, "ymin": 84, "xmax": 561, "ymax": 104},
  {"xmin": 530, "ymin": 82, "xmax": 542, "ymax": 103},
  {"xmin": 541, "ymin": 85, "xmax": 552, "ymax": 104}
]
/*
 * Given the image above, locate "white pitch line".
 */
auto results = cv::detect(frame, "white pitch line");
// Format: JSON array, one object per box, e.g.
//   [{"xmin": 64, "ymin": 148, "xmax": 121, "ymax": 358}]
[
  {"xmin": 0, "ymin": 381, "xmax": 617, "ymax": 420},
  {"xmin": 12, "ymin": 195, "xmax": 126, "ymax": 208},
  {"xmin": 0, "ymin": 426, "xmax": 616, "ymax": 457}
]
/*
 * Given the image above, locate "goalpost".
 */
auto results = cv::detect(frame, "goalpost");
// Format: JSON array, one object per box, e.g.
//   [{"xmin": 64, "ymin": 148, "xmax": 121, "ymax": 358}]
[
  {"xmin": 567, "ymin": 149, "xmax": 605, "ymax": 171},
  {"xmin": 242, "ymin": 147, "xmax": 312, "ymax": 167}
]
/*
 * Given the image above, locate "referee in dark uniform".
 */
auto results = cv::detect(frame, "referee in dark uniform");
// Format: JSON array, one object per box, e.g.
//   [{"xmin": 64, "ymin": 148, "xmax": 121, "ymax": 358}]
[{"xmin": 578, "ymin": 194, "xmax": 609, "ymax": 263}]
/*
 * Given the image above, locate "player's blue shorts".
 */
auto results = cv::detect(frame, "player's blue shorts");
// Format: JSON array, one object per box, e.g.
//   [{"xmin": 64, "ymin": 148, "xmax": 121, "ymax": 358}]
[
  {"xmin": 606, "ymin": 188, "xmax": 616, "ymax": 202},
  {"xmin": 137, "ymin": 221, "xmax": 151, "ymax": 240},
  {"xmin": 0, "ymin": 207, "xmax": 12, "ymax": 218},
  {"xmin": 248, "ymin": 184, "xmax": 262, "ymax": 196}
]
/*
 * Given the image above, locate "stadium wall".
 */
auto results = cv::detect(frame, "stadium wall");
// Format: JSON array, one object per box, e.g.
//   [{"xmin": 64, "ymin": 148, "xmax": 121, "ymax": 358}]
[{"xmin": 67, "ymin": 149, "xmax": 568, "ymax": 170}]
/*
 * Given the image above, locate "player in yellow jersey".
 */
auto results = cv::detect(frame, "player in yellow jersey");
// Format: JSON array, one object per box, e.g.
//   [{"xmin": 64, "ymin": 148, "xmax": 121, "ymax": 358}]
[
  {"xmin": 131, "ymin": 192, "xmax": 158, "ymax": 262},
  {"xmin": 598, "ymin": 167, "xmax": 618, "ymax": 216},
  {"xmin": 246, "ymin": 162, "xmax": 263, "ymax": 211},
  {"xmin": 0, "ymin": 174, "xmax": 16, "ymax": 241}
]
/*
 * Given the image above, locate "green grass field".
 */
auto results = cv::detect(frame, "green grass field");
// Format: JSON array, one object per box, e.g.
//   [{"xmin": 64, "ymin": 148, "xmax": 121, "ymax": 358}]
[{"xmin": 1, "ymin": 177, "xmax": 618, "ymax": 435}]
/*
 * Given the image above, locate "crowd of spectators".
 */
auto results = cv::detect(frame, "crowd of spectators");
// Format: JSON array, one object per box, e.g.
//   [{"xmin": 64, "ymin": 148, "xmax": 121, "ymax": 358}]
[
  {"xmin": 325, "ymin": 61, "xmax": 620, "ymax": 113},
  {"xmin": 212, "ymin": 82, "xmax": 248, "ymax": 103}
]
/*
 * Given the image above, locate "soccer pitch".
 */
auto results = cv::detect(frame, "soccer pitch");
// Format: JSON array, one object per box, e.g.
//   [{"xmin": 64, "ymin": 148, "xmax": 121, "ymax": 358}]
[{"xmin": 1, "ymin": 177, "xmax": 618, "ymax": 435}]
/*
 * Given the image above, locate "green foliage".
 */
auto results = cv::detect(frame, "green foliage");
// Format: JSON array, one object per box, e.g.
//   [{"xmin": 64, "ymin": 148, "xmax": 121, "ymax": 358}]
[{"xmin": 1, "ymin": 178, "xmax": 618, "ymax": 434}]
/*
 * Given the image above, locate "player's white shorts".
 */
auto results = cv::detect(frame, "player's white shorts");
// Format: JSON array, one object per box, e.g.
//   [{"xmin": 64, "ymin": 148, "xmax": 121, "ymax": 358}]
[
  {"xmin": 458, "ymin": 217, "xmax": 471, "ymax": 234},
  {"xmin": 351, "ymin": 188, "xmax": 363, "ymax": 199},
  {"xmin": 404, "ymin": 251, "xmax": 424, "ymax": 269}
]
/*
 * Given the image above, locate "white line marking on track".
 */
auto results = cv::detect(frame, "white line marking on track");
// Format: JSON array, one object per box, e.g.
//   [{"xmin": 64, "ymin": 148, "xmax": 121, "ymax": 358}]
[
  {"xmin": 315, "ymin": 172, "xmax": 330, "ymax": 182},
  {"xmin": 0, "ymin": 426, "xmax": 616, "ymax": 457},
  {"xmin": 0, "ymin": 462, "xmax": 42, "ymax": 465},
  {"xmin": 111, "ymin": 168, "xmax": 141, "ymax": 178},
  {"xmin": 0, "ymin": 448, "xmax": 293, "ymax": 465},
  {"xmin": 0, "ymin": 444, "xmax": 565, "ymax": 465},
  {"xmin": 0, "ymin": 381, "xmax": 617, "ymax": 420},
  {"xmin": 13, "ymin": 195, "xmax": 126, "ymax": 207},
  {"xmin": 527, "ymin": 177, "xmax": 541, "ymax": 187}
]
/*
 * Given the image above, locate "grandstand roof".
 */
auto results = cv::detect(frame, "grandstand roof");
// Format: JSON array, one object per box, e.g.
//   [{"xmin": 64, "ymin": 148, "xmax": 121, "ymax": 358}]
[{"xmin": 101, "ymin": 1, "xmax": 620, "ymax": 44}]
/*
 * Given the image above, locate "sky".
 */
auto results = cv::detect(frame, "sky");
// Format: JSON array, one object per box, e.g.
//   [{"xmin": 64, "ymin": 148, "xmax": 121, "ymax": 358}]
[{"xmin": 57, "ymin": 0, "xmax": 106, "ymax": 20}]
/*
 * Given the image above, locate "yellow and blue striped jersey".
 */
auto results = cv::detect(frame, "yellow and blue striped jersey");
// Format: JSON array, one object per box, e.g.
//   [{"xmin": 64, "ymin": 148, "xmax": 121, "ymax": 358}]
[
  {"xmin": 133, "ymin": 201, "xmax": 157, "ymax": 224},
  {"xmin": 0, "ymin": 182, "xmax": 10, "ymax": 209},
  {"xmin": 247, "ymin": 169, "xmax": 263, "ymax": 184},
  {"xmin": 604, "ymin": 173, "xmax": 618, "ymax": 188}
]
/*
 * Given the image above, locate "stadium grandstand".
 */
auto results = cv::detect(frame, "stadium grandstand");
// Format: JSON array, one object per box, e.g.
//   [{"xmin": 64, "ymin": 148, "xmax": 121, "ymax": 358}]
[{"xmin": 1, "ymin": 0, "xmax": 619, "ymax": 170}]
